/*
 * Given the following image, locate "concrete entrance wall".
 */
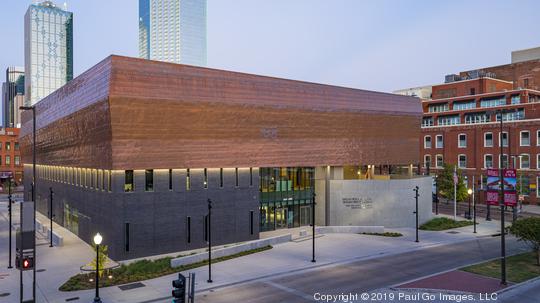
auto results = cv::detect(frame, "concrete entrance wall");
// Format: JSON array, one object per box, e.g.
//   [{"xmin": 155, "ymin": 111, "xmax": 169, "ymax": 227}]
[{"xmin": 325, "ymin": 177, "xmax": 432, "ymax": 228}]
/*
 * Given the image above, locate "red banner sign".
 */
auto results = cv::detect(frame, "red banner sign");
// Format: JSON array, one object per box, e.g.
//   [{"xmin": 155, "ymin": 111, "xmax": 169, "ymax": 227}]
[{"xmin": 485, "ymin": 168, "xmax": 517, "ymax": 206}]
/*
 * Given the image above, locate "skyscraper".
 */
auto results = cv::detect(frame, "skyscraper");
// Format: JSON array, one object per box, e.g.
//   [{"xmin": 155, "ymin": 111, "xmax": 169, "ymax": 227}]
[
  {"xmin": 24, "ymin": 1, "xmax": 73, "ymax": 106},
  {"xmin": 139, "ymin": 0, "xmax": 207, "ymax": 66},
  {"xmin": 1, "ymin": 67, "xmax": 25, "ymax": 128}
]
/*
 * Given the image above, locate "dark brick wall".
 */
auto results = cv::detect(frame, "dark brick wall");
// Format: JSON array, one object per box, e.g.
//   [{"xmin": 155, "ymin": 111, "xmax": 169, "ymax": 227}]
[{"xmin": 25, "ymin": 166, "xmax": 260, "ymax": 260}]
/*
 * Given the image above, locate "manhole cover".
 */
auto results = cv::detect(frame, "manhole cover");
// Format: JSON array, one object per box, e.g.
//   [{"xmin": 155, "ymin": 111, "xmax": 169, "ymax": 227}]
[
  {"xmin": 36, "ymin": 269, "xmax": 46, "ymax": 272},
  {"xmin": 119, "ymin": 282, "xmax": 146, "ymax": 291},
  {"xmin": 0, "ymin": 293, "xmax": 10, "ymax": 297},
  {"xmin": 447, "ymin": 231, "xmax": 460, "ymax": 234},
  {"xmin": 65, "ymin": 297, "xmax": 79, "ymax": 301}
]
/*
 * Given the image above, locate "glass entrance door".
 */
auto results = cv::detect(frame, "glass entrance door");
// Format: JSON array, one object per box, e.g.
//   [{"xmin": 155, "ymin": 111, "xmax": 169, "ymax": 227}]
[
  {"xmin": 275, "ymin": 208, "xmax": 287, "ymax": 229},
  {"xmin": 300, "ymin": 205, "xmax": 311, "ymax": 226}
]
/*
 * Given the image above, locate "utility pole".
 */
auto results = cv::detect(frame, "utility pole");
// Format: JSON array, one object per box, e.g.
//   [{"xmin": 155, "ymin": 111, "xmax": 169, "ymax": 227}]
[
  {"xmin": 311, "ymin": 192, "xmax": 316, "ymax": 263},
  {"xmin": 207, "ymin": 198, "xmax": 213, "ymax": 283},
  {"xmin": 49, "ymin": 187, "xmax": 54, "ymax": 247},
  {"xmin": 8, "ymin": 176, "xmax": 13, "ymax": 268}
]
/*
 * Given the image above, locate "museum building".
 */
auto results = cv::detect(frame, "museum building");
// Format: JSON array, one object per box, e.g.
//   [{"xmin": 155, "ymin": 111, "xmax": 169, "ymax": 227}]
[{"xmin": 21, "ymin": 55, "xmax": 427, "ymax": 260}]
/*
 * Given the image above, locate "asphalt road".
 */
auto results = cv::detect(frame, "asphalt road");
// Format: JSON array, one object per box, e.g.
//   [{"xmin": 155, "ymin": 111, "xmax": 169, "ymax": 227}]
[{"xmin": 186, "ymin": 237, "xmax": 529, "ymax": 303}]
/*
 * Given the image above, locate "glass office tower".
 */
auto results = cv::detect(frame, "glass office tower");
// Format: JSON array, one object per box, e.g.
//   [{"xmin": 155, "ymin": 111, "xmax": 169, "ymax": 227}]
[
  {"xmin": 2, "ymin": 67, "xmax": 25, "ymax": 127},
  {"xmin": 139, "ymin": 0, "xmax": 207, "ymax": 66},
  {"xmin": 24, "ymin": 1, "xmax": 73, "ymax": 106}
]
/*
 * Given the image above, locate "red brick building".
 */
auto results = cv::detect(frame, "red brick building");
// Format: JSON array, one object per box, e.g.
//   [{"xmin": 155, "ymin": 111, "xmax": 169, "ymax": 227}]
[
  {"xmin": 0, "ymin": 127, "xmax": 23, "ymax": 187},
  {"xmin": 421, "ymin": 71, "xmax": 540, "ymax": 204}
]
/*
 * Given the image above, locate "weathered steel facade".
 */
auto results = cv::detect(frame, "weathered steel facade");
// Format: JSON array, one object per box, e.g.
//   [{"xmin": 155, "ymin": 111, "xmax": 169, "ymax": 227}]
[{"xmin": 20, "ymin": 55, "xmax": 421, "ymax": 260}]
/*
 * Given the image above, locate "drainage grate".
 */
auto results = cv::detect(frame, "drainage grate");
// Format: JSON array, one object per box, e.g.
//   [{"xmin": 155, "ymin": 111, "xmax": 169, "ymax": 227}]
[
  {"xmin": 65, "ymin": 297, "xmax": 79, "ymax": 301},
  {"xmin": 0, "ymin": 293, "xmax": 10, "ymax": 297},
  {"xmin": 447, "ymin": 231, "xmax": 460, "ymax": 234},
  {"xmin": 119, "ymin": 282, "xmax": 146, "ymax": 291},
  {"xmin": 36, "ymin": 269, "xmax": 46, "ymax": 272}
]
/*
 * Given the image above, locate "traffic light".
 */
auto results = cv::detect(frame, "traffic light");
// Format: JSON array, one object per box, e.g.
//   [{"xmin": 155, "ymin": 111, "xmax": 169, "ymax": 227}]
[
  {"xmin": 172, "ymin": 273, "xmax": 186, "ymax": 303},
  {"xmin": 15, "ymin": 255, "xmax": 34, "ymax": 271}
]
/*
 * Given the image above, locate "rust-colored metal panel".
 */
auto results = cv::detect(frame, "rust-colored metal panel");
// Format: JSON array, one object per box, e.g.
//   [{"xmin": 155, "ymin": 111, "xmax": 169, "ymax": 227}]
[{"xmin": 21, "ymin": 55, "xmax": 421, "ymax": 169}]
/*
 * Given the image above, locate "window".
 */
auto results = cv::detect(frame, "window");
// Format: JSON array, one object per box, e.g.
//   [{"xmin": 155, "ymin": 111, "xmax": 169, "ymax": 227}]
[
  {"xmin": 453, "ymin": 100, "xmax": 475, "ymax": 110},
  {"xmin": 484, "ymin": 155, "xmax": 493, "ymax": 168},
  {"xmin": 203, "ymin": 168, "xmax": 208, "ymax": 189},
  {"xmin": 511, "ymin": 95, "xmax": 520, "ymax": 104},
  {"xmin": 497, "ymin": 109, "xmax": 525, "ymax": 121},
  {"xmin": 422, "ymin": 117, "xmax": 433, "ymax": 127},
  {"xmin": 499, "ymin": 154, "xmax": 509, "ymax": 168},
  {"xmin": 428, "ymin": 103, "xmax": 449, "ymax": 113},
  {"xmin": 125, "ymin": 222, "xmax": 130, "ymax": 252},
  {"xmin": 458, "ymin": 154, "xmax": 467, "ymax": 168},
  {"xmin": 424, "ymin": 136, "xmax": 432, "ymax": 149},
  {"xmin": 186, "ymin": 216, "xmax": 191, "ymax": 243},
  {"xmin": 436, "ymin": 155, "xmax": 443, "ymax": 168},
  {"xmin": 537, "ymin": 176, "xmax": 540, "ymax": 197},
  {"xmin": 538, "ymin": 154, "xmax": 540, "ymax": 169},
  {"xmin": 250, "ymin": 211, "xmax": 254, "ymax": 235},
  {"xmin": 480, "ymin": 96, "xmax": 506, "ymax": 108},
  {"xmin": 6, "ymin": 142, "xmax": 10, "ymax": 151},
  {"xmin": 537, "ymin": 130, "xmax": 540, "ymax": 146},
  {"xmin": 168, "ymin": 169, "xmax": 173, "ymax": 191},
  {"xmin": 219, "ymin": 168, "xmax": 223, "ymax": 188},
  {"xmin": 484, "ymin": 132, "xmax": 493, "ymax": 147},
  {"xmin": 524, "ymin": 78, "xmax": 529, "ymax": 88},
  {"xmin": 424, "ymin": 155, "xmax": 431, "ymax": 168},
  {"xmin": 464, "ymin": 112, "xmax": 490, "ymax": 124},
  {"xmin": 470, "ymin": 88, "xmax": 475, "ymax": 95},
  {"xmin": 14, "ymin": 142, "xmax": 19, "ymax": 150},
  {"xmin": 124, "ymin": 170, "xmax": 134, "ymax": 192},
  {"xmin": 458, "ymin": 134, "xmax": 467, "ymax": 148},
  {"xmin": 107, "ymin": 170, "xmax": 111, "ymax": 192},
  {"xmin": 499, "ymin": 132, "xmax": 508, "ymax": 147},
  {"xmin": 235, "ymin": 168, "xmax": 239, "ymax": 187},
  {"xmin": 437, "ymin": 115, "xmax": 460, "ymax": 126},
  {"xmin": 145, "ymin": 169, "xmax": 154, "ymax": 191},
  {"xmin": 521, "ymin": 131, "xmax": 530, "ymax": 146},
  {"xmin": 186, "ymin": 169, "xmax": 190, "ymax": 190},
  {"xmin": 5, "ymin": 155, "xmax": 10, "ymax": 165},
  {"xmin": 435, "ymin": 135, "xmax": 443, "ymax": 148},
  {"xmin": 520, "ymin": 154, "xmax": 530, "ymax": 169},
  {"xmin": 250, "ymin": 168, "xmax": 253, "ymax": 187},
  {"xmin": 15, "ymin": 156, "xmax": 20, "ymax": 166}
]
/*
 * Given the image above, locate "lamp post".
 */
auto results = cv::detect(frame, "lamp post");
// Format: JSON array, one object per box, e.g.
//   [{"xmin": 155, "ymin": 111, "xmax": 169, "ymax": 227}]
[
  {"xmin": 8, "ymin": 175, "xmax": 12, "ymax": 268},
  {"xmin": 311, "ymin": 192, "xmax": 316, "ymax": 263},
  {"xmin": 49, "ymin": 187, "xmax": 54, "ymax": 247},
  {"xmin": 20, "ymin": 105, "xmax": 36, "ymax": 299},
  {"xmin": 413, "ymin": 186, "xmax": 419, "ymax": 243},
  {"xmin": 93, "ymin": 233, "xmax": 103, "ymax": 303},
  {"xmin": 207, "ymin": 198, "xmax": 213, "ymax": 283},
  {"xmin": 466, "ymin": 188, "xmax": 473, "ymax": 219}
]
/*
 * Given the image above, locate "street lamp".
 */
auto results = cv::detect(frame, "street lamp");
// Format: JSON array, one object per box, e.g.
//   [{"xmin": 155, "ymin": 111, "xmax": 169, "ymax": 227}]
[
  {"xmin": 20, "ymin": 105, "xmax": 37, "ymax": 299},
  {"xmin": 311, "ymin": 192, "xmax": 316, "ymax": 263},
  {"xmin": 207, "ymin": 198, "xmax": 213, "ymax": 283},
  {"xmin": 93, "ymin": 233, "xmax": 103, "ymax": 303},
  {"xmin": 466, "ymin": 188, "xmax": 473, "ymax": 219}
]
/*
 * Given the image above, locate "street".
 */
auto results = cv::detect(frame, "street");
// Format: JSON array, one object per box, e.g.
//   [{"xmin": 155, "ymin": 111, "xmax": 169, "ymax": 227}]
[{"xmin": 186, "ymin": 237, "xmax": 529, "ymax": 303}]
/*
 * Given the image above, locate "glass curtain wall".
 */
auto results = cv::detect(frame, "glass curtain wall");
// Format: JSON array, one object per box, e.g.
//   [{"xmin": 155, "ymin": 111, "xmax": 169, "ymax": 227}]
[{"xmin": 259, "ymin": 167, "xmax": 314, "ymax": 231}]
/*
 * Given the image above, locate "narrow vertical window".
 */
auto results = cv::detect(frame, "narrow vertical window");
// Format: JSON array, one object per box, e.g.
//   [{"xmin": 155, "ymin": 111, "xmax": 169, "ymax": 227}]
[
  {"xmin": 235, "ymin": 168, "xmax": 239, "ymax": 187},
  {"xmin": 186, "ymin": 168, "xmax": 191, "ymax": 190},
  {"xmin": 101, "ymin": 170, "xmax": 105, "ymax": 191},
  {"xmin": 249, "ymin": 167, "xmax": 253, "ymax": 187},
  {"xmin": 219, "ymin": 168, "xmax": 223, "ymax": 188},
  {"xmin": 250, "ymin": 210, "xmax": 254, "ymax": 235},
  {"xmin": 168, "ymin": 169, "xmax": 173, "ymax": 191},
  {"xmin": 107, "ymin": 170, "xmax": 111, "ymax": 192},
  {"xmin": 125, "ymin": 170, "xmax": 134, "ymax": 192},
  {"xmin": 145, "ymin": 169, "xmax": 154, "ymax": 192},
  {"xmin": 204, "ymin": 168, "xmax": 208, "ymax": 189},
  {"xmin": 125, "ymin": 222, "xmax": 130, "ymax": 252},
  {"xmin": 186, "ymin": 216, "xmax": 191, "ymax": 243}
]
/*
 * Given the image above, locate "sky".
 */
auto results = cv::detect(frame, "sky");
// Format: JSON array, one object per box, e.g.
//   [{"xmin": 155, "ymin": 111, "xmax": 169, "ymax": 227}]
[{"xmin": 1, "ymin": 0, "xmax": 540, "ymax": 96}]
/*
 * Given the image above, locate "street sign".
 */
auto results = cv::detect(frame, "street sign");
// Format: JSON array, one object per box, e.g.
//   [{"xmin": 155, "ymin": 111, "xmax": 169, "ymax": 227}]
[{"xmin": 0, "ymin": 171, "xmax": 13, "ymax": 179}]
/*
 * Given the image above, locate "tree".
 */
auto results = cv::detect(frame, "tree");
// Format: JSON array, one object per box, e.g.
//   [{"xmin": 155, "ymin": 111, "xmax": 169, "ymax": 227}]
[
  {"xmin": 435, "ymin": 163, "xmax": 468, "ymax": 202},
  {"xmin": 88, "ymin": 244, "xmax": 108, "ymax": 277},
  {"xmin": 509, "ymin": 217, "xmax": 540, "ymax": 266}
]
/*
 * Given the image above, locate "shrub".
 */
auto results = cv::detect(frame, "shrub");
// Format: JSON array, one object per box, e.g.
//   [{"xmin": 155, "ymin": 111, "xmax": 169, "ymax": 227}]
[{"xmin": 509, "ymin": 217, "xmax": 540, "ymax": 266}]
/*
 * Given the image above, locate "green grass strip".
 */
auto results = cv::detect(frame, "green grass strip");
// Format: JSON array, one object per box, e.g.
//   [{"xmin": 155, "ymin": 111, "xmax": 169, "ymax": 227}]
[
  {"xmin": 419, "ymin": 217, "xmax": 474, "ymax": 231},
  {"xmin": 461, "ymin": 251, "xmax": 540, "ymax": 283}
]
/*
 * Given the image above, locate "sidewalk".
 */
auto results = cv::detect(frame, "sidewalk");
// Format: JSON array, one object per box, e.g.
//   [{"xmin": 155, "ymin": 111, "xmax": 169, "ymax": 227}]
[{"xmin": 0, "ymin": 207, "xmax": 511, "ymax": 303}]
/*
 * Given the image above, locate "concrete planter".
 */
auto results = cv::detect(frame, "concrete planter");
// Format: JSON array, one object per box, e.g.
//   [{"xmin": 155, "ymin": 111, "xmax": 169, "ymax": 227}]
[
  {"xmin": 316, "ymin": 226, "xmax": 384, "ymax": 234},
  {"xmin": 170, "ymin": 234, "xmax": 291, "ymax": 268}
]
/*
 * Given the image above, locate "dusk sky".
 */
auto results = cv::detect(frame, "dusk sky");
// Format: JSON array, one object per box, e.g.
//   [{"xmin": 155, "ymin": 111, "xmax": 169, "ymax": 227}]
[{"xmin": 1, "ymin": 0, "xmax": 540, "ymax": 94}]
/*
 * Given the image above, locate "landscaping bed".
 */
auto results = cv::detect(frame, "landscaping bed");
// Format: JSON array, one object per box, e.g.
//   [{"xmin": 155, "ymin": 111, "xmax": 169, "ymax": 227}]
[
  {"xmin": 59, "ymin": 245, "xmax": 272, "ymax": 291},
  {"xmin": 461, "ymin": 251, "xmax": 540, "ymax": 283},
  {"xmin": 419, "ymin": 217, "xmax": 474, "ymax": 231}
]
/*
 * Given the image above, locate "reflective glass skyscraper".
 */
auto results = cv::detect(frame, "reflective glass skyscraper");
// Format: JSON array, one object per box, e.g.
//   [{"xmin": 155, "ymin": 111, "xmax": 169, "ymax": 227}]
[
  {"xmin": 139, "ymin": 0, "xmax": 207, "ymax": 66},
  {"xmin": 2, "ymin": 67, "xmax": 25, "ymax": 128},
  {"xmin": 24, "ymin": 1, "xmax": 73, "ymax": 106}
]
